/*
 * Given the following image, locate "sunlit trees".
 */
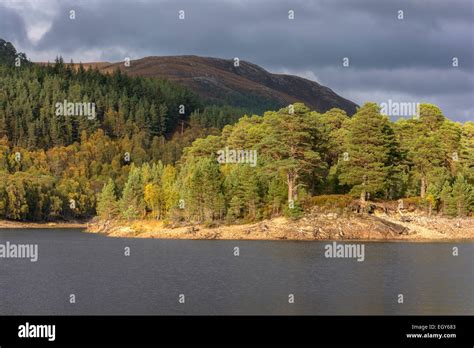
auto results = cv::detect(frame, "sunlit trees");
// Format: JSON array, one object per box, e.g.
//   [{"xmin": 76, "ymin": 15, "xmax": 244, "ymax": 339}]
[
  {"xmin": 0, "ymin": 39, "xmax": 472, "ymax": 221},
  {"xmin": 144, "ymin": 182, "xmax": 161, "ymax": 219},
  {"xmin": 394, "ymin": 105, "xmax": 448, "ymax": 198},
  {"xmin": 258, "ymin": 104, "xmax": 323, "ymax": 204},
  {"xmin": 5, "ymin": 174, "xmax": 29, "ymax": 220},
  {"xmin": 179, "ymin": 157, "xmax": 225, "ymax": 222},
  {"xmin": 460, "ymin": 122, "xmax": 474, "ymax": 182},
  {"xmin": 161, "ymin": 165, "xmax": 179, "ymax": 217},
  {"xmin": 96, "ymin": 179, "xmax": 118, "ymax": 220},
  {"xmin": 338, "ymin": 103, "xmax": 400, "ymax": 203},
  {"xmin": 449, "ymin": 174, "xmax": 474, "ymax": 216},
  {"xmin": 120, "ymin": 165, "xmax": 145, "ymax": 219}
]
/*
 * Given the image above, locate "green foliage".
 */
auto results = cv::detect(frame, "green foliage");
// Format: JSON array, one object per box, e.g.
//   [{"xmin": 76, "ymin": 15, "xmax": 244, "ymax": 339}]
[
  {"xmin": 460, "ymin": 122, "xmax": 474, "ymax": 181},
  {"xmin": 0, "ymin": 39, "xmax": 30, "ymax": 66},
  {"xmin": 393, "ymin": 105, "xmax": 460, "ymax": 199},
  {"xmin": 419, "ymin": 104, "xmax": 445, "ymax": 132},
  {"xmin": 0, "ymin": 53, "xmax": 201, "ymax": 149},
  {"xmin": 0, "ymin": 38, "xmax": 471, "ymax": 222},
  {"xmin": 96, "ymin": 179, "xmax": 118, "ymax": 219},
  {"xmin": 224, "ymin": 164, "xmax": 263, "ymax": 222},
  {"xmin": 218, "ymin": 92, "xmax": 283, "ymax": 115},
  {"xmin": 190, "ymin": 105, "xmax": 248, "ymax": 129},
  {"xmin": 442, "ymin": 174, "xmax": 474, "ymax": 216},
  {"xmin": 257, "ymin": 104, "xmax": 324, "ymax": 203},
  {"xmin": 307, "ymin": 194, "xmax": 354, "ymax": 210},
  {"xmin": 179, "ymin": 157, "xmax": 225, "ymax": 222},
  {"xmin": 283, "ymin": 203, "xmax": 304, "ymax": 220},
  {"xmin": 338, "ymin": 103, "xmax": 400, "ymax": 201},
  {"xmin": 120, "ymin": 165, "xmax": 145, "ymax": 219}
]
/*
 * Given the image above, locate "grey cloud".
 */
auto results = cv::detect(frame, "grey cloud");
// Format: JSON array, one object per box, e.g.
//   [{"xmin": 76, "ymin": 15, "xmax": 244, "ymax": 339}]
[
  {"xmin": 1, "ymin": 0, "xmax": 472, "ymax": 122},
  {"xmin": 30, "ymin": 0, "xmax": 474, "ymax": 70},
  {"xmin": 0, "ymin": 4, "xmax": 29, "ymax": 46}
]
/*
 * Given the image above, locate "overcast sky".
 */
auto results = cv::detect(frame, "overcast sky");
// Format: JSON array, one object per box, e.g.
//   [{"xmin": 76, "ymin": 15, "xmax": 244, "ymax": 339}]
[{"xmin": 1, "ymin": 0, "xmax": 473, "ymax": 122}]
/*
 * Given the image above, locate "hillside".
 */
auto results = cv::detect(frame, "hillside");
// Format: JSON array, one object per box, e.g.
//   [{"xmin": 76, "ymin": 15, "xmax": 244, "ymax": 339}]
[
  {"xmin": 0, "ymin": 39, "xmax": 472, "ymax": 227},
  {"xmin": 70, "ymin": 56, "xmax": 358, "ymax": 115}
]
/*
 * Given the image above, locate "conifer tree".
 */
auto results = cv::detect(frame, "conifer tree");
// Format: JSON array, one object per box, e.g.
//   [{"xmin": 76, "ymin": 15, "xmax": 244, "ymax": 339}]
[
  {"xmin": 460, "ymin": 122, "xmax": 474, "ymax": 181},
  {"xmin": 450, "ymin": 174, "xmax": 473, "ymax": 216},
  {"xmin": 120, "ymin": 165, "xmax": 145, "ymax": 219},
  {"xmin": 259, "ymin": 103, "xmax": 323, "ymax": 204},
  {"xmin": 96, "ymin": 179, "xmax": 118, "ymax": 219},
  {"xmin": 338, "ymin": 103, "xmax": 398, "ymax": 202}
]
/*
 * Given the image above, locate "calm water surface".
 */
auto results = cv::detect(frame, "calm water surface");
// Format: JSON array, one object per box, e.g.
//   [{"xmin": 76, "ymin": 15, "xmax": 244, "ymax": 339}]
[{"xmin": 0, "ymin": 228, "xmax": 472, "ymax": 315}]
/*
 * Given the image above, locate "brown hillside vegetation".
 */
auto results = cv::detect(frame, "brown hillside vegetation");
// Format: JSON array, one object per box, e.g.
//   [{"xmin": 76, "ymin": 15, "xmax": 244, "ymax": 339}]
[{"xmin": 40, "ymin": 55, "xmax": 358, "ymax": 115}]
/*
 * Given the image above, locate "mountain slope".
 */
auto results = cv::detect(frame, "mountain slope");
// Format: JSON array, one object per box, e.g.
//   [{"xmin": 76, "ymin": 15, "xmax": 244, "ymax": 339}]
[{"xmin": 78, "ymin": 56, "xmax": 358, "ymax": 115}]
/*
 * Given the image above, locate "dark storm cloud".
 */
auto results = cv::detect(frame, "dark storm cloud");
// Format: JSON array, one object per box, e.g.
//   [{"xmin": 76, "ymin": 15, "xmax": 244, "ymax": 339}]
[
  {"xmin": 32, "ymin": 0, "xmax": 473, "ymax": 70},
  {"xmin": 0, "ymin": 3, "xmax": 29, "ymax": 45},
  {"xmin": 1, "ymin": 0, "xmax": 472, "ymax": 121}
]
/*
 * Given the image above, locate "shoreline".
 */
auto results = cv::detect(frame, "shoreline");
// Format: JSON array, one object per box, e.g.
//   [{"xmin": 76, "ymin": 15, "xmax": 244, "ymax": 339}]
[
  {"xmin": 2, "ymin": 212, "xmax": 473, "ymax": 242},
  {"xmin": 85, "ymin": 212, "xmax": 474, "ymax": 242},
  {"xmin": 0, "ymin": 220, "xmax": 88, "ymax": 229}
]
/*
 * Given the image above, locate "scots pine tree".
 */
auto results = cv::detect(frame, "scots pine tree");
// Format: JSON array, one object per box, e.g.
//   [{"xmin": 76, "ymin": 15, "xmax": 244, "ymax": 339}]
[
  {"xmin": 96, "ymin": 179, "xmax": 118, "ymax": 219},
  {"xmin": 338, "ymin": 103, "xmax": 398, "ymax": 202}
]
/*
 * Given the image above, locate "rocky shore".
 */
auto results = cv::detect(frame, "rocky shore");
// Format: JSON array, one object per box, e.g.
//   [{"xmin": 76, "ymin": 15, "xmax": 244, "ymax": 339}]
[{"xmin": 86, "ymin": 208, "xmax": 474, "ymax": 241}]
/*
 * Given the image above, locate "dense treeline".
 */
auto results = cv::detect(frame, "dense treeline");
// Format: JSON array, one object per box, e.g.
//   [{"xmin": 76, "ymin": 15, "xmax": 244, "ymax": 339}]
[
  {"xmin": 0, "ymin": 40, "xmax": 472, "ymax": 222},
  {"xmin": 1, "ymin": 101, "xmax": 472, "ymax": 222},
  {"xmin": 0, "ymin": 41, "xmax": 247, "ymax": 221},
  {"xmin": 0, "ymin": 56, "xmax": 202, "ymax": 148},
  {"xmin": 189, "ymin": 105, "xmax": 248, "ymax": 130},
  {"xmin": 0, "ymin": 124, "xmax": 222, "ymax": 221},
  {"xmin": 0, "ymin": 38, "xmax": 270, "ymax": 151},
  {"xmin": 94, "ymin": 103, "xmax": 474, "ymax": 223}
]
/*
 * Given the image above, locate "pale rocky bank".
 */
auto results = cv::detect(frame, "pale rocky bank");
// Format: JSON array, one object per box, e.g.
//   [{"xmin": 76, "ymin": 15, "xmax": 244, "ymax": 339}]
[{"xmin": 86, "ymin": 208, "xmax": 474, "ymax": 241}]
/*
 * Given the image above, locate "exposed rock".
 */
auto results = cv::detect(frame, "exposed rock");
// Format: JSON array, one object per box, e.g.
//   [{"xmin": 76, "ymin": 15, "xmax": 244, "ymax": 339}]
[
  {"xmin": 86, "ymin": 212, "xmax": 474, "ymax": 241},
  {"xmin": 400, "ymin": 216, "xmax": 413, "ymax": 222}
]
